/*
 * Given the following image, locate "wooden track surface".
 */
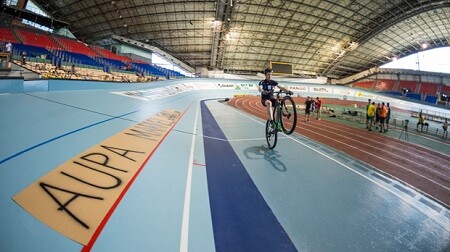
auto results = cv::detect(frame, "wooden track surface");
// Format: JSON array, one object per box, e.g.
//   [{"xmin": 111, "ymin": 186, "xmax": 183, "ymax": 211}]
[{"xmin": 229, "ymin": 96, "xmax": 450, "ymax": 208}]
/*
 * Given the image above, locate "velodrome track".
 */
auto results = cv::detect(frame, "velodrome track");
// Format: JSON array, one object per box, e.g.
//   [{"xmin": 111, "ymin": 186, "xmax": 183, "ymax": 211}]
[
  {"xmin": 229, "ymin": 96, "xmax": 450, "ymax": 208},
  {"xmin": 1, "ymin": 85, "xmax": 449, "ymax": 251}
]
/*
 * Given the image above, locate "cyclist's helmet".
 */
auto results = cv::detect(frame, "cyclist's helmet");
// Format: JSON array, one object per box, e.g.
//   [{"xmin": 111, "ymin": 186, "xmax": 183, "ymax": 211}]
[{"xmin": 264, "ymin": 68, "xmax": 273, "ymax": 75}]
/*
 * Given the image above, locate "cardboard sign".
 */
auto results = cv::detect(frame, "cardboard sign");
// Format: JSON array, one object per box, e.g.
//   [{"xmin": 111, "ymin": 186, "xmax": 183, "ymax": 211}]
[{"xmin": 13, "ymin": 110, "xmax": 182, "ymax": 245}]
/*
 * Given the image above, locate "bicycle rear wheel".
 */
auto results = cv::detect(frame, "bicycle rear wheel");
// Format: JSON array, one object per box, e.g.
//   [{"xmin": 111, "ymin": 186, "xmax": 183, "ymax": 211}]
[
  {"xmin": 281, "ymin": 96, "xmax": 297, "ymax": 134},
  {"xmin": 265, "ymin": 119, "xmax": 277, "ymax": 149}
]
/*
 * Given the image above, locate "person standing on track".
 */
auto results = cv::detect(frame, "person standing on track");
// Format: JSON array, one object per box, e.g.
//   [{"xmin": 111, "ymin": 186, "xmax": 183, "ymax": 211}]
[
  {"xmin": 367, "ymin": 101, "xmax": 376, "ymax": 131},
  {"xmin": 316, "ymin": 97, "xmax": 322, "ymax": 120},
  {"xmin": 305, "ymin": 96, "xmax": 313, "ymax": 122},
  {"xmin": 385, "ymin": 102, "xmax": 391, "ymax": 132},
  {"xmin": 259, "ymin": 68, "xmax": 292, "ymax": 125},
  {"xmin": 442, "ymin": 118, "xmax": 448, "ymax": 136},
  {"xmin": 365, "ymin": 98, "xmax": 371, "ymax": 129},
  {"xmin": 375, "ymin": 103, "xmax": 381, "ymax": 130},
  {"xmin": 416, "ymin": 111, "xmax": 425, "ymax": 131},
  {"xmin": 379, "ymin": 102, "xmax": 388, "ymax": 133}
]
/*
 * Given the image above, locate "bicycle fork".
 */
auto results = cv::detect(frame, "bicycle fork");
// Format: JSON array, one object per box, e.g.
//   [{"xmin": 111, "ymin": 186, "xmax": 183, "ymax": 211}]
[{"xmin": 275, "ymin": 106, "xmax": 282, "ymax": 130}]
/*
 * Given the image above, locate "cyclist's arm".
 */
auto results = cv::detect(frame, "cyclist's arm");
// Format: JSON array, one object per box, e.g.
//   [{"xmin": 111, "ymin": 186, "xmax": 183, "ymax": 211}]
[
  {"xmin": 259, "ymin": 83, "xmax": 272, "ymax": 95},
  {"xmin": 258, "ymin": 84, "xmax": 263, "ymax": 92},
  {"xmin": 258, "ymin": 85, "xmax": 267, "ymax": 95}
]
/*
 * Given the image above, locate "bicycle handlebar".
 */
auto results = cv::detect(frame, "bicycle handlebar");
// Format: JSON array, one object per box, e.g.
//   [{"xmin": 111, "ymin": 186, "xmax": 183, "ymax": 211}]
[{"xmin": 263, "ymin": 90, "xmax": 293, "ymax": 96}]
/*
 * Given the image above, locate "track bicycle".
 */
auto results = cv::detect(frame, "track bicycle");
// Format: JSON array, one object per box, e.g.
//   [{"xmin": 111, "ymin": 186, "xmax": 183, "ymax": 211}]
[{"xmin": 265, "ymin": 91, "xmax": 297, "ymax": 149}]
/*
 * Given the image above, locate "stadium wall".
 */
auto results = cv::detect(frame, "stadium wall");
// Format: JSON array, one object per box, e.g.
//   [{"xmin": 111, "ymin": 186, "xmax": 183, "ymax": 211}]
[{"xmin": 0, "ymin": 78, "xmax": 448, "ymax": 117}]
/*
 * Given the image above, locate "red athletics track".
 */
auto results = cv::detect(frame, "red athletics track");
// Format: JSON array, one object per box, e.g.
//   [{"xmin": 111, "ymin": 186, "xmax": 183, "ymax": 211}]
[{"xmin": 228, "ymin": 96, "xmax": 450, "ymax": 208}]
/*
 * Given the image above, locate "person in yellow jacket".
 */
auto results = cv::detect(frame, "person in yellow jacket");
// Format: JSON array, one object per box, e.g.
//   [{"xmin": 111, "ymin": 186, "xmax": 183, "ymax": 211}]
[
  {"xmin": 367, "ymin": 102, "xmax": 376, "ymax": 131},
  {"xmin": 365, "ymin": 99, "xmax": 371, "ymax": 129},
  {"xmin": 416, "ymin": 111, "xmax": 425, "ymax": 131}
]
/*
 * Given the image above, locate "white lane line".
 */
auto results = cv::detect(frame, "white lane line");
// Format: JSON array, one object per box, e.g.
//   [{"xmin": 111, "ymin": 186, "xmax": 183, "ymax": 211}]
[
  {"xmin": 308, "ymin": 105, "xmax": 449, "ymax": 171},
  {"xmin": 246, "ymin": 98, "xmax": 450, "ymax": 170},
  {"xmin": 230, "ymin": 105, "xmax": 449, "ymax": 228},
  {"xmin": 241, "ymin": 99, "xmax": 450, "ymax": 185},
  {"xmin": 180, "ymin": 101, "xmax": 200, "ymax": 252},
  {"xmin": 203, "ymin": 135, "xmax": 273, "ymax": 142}
]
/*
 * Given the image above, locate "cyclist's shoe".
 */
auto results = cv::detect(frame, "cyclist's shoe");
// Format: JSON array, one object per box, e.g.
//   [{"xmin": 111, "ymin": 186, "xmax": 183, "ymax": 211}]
[{"xmin": 268, "ymin": 120, "xmax": 277, "ymax": 133}]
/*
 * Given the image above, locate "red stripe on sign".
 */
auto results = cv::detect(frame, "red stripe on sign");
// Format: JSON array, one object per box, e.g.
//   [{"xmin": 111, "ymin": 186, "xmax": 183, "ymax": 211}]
[{"xmin": 81, "ymin": 107, "xmax": 189, "ymax": 251}]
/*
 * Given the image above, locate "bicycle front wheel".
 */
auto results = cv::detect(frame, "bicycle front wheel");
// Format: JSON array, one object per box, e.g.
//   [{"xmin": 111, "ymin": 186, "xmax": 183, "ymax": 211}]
[
  {"xmin": 281, "ymin": 96, "xmax": 297, "ymax": 134},
  {"xmin": 265, "ymin": 119, "xmax": 277, "ymax": 149}
]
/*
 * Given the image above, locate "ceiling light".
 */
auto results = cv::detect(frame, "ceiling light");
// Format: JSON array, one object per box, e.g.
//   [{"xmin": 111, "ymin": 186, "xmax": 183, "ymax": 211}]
[
  {"xmin": 421, "ymin": 43, "xmax": 428, "ymax": 49},
  {"xmin": 347, "ymin": 41, "xmax": 358, "ymax": 51},
  {"xmin": 212, "ymin": 20, "xmax": 222, "ymax": 28}
]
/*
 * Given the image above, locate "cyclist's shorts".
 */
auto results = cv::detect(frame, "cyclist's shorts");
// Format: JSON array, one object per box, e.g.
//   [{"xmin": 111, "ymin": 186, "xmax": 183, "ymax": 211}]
[{"xmin": 262, "ymin": 98, "xmax": 276, "ymax": 107}]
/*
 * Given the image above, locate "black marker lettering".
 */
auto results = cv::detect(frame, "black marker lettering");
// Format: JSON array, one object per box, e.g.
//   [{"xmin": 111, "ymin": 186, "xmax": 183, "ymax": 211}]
[
  {"xmin": 62, "ymin": 161, "xmax": 122, "ymax": 189},
  {"xmin": 40, "ymin": 182, "xmax": 103, "ymax": 229},
  {"xmin": 80, "ymin": 153, "xmax": 127, "ymax": 173},
  {"xmin": 125, "ymin": 128, "xmax": 159, "ymax": 141},
  {"xmin": 101, "ymin": 145, "xmax": 145, "ymax": 162}
]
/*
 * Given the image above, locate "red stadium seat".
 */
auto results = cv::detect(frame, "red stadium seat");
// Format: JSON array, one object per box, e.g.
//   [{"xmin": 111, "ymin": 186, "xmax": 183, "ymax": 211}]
[
  {"xmin": 441, "ymin": 85, "xmax": 450, "ymax": 94},
  {"xmin": 419, "ymin": 82, "xmax": 438, "ymax": 95},
  {"xmin": 53, "ymin": 36, "xmax": 100, "ymax": 57},
  {"xmin": 397, "ymin": 81, "xmax": 417, "ymax": 92},
  {"xmin": 91, "ymin": 46, "xmax": 132, "ymax": 62},
  {"xmin": 15, "ymin": 28, "xmax": 60, "ymax": 49},
  {"xmin": 0, "ymin": 27, "xmax": 19, "ymax": 43},
  {"xmin": 353, "ymin": 80, "xmax": 374, "ymax": 90},
  {"xmin": 374, "ymin": 80, "xmax": 396, "ymax": 91}
]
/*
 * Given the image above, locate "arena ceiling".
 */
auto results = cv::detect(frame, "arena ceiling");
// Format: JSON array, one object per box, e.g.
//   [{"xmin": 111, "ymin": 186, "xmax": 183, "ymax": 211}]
[{"xmin": 32, "ymin": 0, "xmax": 450, "ymax": 79}]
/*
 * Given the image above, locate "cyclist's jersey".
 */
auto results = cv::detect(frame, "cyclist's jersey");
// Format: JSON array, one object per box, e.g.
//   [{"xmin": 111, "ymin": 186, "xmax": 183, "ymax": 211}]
[{"xmin": 259, "ymin": 79, "xmax": 279, "ymax": 99}]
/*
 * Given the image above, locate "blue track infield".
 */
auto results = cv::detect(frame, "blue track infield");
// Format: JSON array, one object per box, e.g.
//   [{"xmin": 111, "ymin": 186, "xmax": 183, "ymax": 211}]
[{"xmin": 201, "ymin": 100, "xmax": 296, "ymax": 251}]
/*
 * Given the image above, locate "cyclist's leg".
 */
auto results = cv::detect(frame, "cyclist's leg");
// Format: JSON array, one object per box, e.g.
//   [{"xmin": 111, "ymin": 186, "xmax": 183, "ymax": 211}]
[
  {"xmin": 264, "ymin": 99, "xmax": 274, "ymax": 121},
  {"xmin": 266, "ymin": 99, "xmax": 275, "ymax": 121},
  {"xmin": 272, "ymin": 99, "xmax": 281, "ymax": 124}
]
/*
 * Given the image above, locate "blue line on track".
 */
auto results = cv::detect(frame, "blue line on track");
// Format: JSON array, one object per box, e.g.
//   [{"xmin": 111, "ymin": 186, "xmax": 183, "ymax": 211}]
[
  {"xmin": 0, "ymin": 110, "xmax": 139, "ymax": 165},
  {"xmin": 201, "ymin": 101, "xmax": 297, "ymax": 251}
]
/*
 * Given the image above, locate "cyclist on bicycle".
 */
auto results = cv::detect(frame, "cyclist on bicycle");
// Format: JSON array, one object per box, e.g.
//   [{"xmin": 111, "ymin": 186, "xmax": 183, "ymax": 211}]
[{"xmin": 258, "ymin": 68, "xmax": 293, "ymax": 125}]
